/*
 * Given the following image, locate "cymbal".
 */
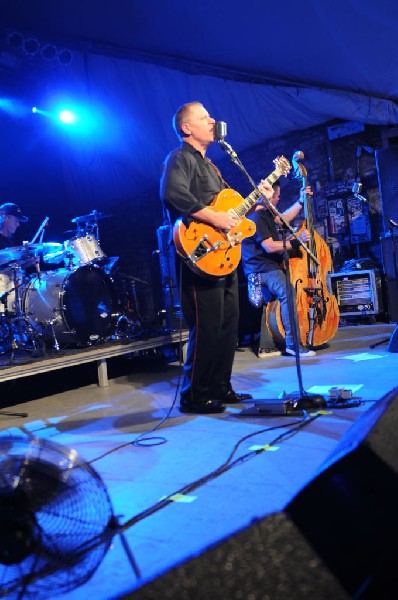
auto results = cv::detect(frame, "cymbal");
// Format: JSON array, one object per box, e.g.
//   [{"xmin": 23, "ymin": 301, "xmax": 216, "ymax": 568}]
[
  {"xmin": 71, "ymin": 210, "xmax": 113, "ymax": 224},
  {"xmin": 0, "ymin": 246, "xmax": 28, "ymax": 266},
  {"xmin": 0, "ymin": 243, "xmax": 63, "ymax": 267},
  {"xmin": 41, "ymin": 242, "xmax": 63, "ymax": 253},
  {"xmin": 41, "ymin": 242, "xmax": 64, "ymax": 263}
]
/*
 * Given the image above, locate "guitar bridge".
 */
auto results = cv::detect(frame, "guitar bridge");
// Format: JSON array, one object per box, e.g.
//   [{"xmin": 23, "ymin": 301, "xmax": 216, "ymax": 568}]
[
  {"xmin": 188, "ymin": 236, "xmax": 223, "ymax": 263},
  {"xmin": 227, "ymin": 230, "xmax": 243, "ymax": 246}
]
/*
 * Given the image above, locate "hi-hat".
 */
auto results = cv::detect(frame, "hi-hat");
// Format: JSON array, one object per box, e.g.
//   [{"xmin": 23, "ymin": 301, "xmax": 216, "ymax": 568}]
[{"xmin": 71, "ymin": 210, "xmax": 113, "ymax": 224}]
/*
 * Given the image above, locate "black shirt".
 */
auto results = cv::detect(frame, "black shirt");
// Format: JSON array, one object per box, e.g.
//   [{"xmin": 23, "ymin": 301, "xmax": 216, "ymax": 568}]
[
  {"xmin": 0, "ymin": 234, "xmax": 14, "ymax": 250},
  {"xmin": 160, "ymin": 142, "xmax": 226, "ymax": 225},
  {"xmin": 242, "ymin": 207, "xmax": 284, "ymax": 275}
]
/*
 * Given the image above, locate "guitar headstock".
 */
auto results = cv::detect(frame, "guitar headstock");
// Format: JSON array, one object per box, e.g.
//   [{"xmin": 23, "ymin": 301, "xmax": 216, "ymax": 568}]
[{"xmin": 273, "ymin": 155, "xmax": 291, "ymax": 177}]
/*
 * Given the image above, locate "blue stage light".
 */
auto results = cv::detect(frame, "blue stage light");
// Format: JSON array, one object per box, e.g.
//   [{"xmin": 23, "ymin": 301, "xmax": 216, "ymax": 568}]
[{"xmin": 59, "ymin": 109, "xmax": 76, "ymax": 124}]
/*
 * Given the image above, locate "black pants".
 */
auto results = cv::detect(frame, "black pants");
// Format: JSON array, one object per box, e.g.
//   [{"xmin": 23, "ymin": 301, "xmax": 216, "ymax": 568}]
[{"xmin": 179, "ymin": 262, "xmax": 239, "ymax": 403}]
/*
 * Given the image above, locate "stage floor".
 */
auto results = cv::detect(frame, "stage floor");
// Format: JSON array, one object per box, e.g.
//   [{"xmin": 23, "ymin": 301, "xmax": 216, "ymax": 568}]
[{"xmin": 0, "ymin": 322, "xmax": 396, "ymax": 599}]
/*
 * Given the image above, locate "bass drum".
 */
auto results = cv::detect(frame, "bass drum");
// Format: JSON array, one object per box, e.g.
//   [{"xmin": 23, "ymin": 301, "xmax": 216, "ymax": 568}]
[{"xmin": 23, "ymin": 266, "xmax": 120, "ymax": 347}]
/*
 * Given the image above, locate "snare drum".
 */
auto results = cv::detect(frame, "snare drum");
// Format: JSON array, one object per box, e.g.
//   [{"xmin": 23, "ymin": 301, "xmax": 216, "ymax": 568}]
[
  {"xmin": 64, "ymin": 235, "xmax": 106, "ymax": 267},
  {"xmin": 23, "ymin": 265, "xmax": 120, "ymax": 346}
]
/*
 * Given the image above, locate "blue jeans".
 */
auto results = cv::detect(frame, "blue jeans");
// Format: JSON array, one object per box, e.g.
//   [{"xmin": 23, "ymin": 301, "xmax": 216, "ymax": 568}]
[{"xmin": 260, "ymin": 269, "xmax": 298, "ymax": 348}]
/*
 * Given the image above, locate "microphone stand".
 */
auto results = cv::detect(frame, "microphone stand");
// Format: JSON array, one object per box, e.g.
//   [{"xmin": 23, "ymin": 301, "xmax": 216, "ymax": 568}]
[{"xmin": 219, "ymin": 139, "xmax": 325, "ymax": 414}]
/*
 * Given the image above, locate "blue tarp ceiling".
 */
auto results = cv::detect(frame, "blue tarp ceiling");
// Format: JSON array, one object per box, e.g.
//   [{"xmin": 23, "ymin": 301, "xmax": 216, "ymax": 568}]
[{"xmin": 1, "ymin": 0, "xmax": 398, "ymax": 216}]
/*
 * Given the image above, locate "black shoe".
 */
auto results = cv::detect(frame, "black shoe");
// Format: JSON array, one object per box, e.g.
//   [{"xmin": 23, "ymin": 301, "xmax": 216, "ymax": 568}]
[
  {"xmin": 258, "ymin": 347, "xmax": 281, "ymax": 358},
  {"xmin": 180, "ymin": 398, "xmax": 225, "ymax": 414},
  {"xmin": 216, "ymin": 389, "xmax": 253, "ymax": 403}
]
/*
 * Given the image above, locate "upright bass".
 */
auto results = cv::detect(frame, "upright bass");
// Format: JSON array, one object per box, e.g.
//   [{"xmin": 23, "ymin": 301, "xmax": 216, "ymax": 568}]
[{"xmin": 266, "ymin": 151, "xmax": 340, "ymax": 348}]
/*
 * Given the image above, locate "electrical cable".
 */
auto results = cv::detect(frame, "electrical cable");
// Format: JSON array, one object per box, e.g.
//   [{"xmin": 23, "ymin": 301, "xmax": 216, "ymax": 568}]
[
  {"xmin": 120, "ymin": 413, "xmax": 319, "ymax": 532},
  {"xmin": 130, "ymin": 258, "xmax": 185, "ymax": 447}
]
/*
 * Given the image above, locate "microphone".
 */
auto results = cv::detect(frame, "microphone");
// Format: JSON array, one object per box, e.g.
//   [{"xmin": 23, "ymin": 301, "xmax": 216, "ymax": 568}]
[
  {"xmin": 215, "ymin": 121, "xmax": 227, "ymax": 141},
  {"xmin": 215, "ymin": 120, "xmax": 238, "ymax": 159}
]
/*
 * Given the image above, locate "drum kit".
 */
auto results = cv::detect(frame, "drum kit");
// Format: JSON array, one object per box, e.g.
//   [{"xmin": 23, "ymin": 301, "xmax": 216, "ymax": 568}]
[{"xmin": 0, "ymin": 210, "xmax": 138, "ymax": 360}]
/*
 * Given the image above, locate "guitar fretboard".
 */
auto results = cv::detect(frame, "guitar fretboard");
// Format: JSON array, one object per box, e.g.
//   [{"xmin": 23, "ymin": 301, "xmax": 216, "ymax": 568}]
[{"xmin": 235, "ymin": 170, "xmax": 281, "ymax": 218}]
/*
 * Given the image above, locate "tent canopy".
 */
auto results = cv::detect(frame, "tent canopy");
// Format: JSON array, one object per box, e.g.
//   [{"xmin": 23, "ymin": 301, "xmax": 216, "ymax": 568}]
[{"xmin": 1, "ymin": 0, "xmax": 397, "ymax": 218}]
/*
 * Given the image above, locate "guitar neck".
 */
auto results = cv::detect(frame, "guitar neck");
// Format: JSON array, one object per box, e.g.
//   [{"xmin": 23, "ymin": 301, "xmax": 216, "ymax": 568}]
[{"xmin": 235, "ymin": 169, "xmax": 281, "ymax": 218}]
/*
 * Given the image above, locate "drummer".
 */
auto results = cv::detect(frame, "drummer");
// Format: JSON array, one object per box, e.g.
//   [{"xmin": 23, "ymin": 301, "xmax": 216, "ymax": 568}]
[
  {"xmin": 0, "ymin": 202, "xmax": 29, "ymax": 249},
  {"xmin": 0, "ymin": 202, "xmax": 39, "ymax": 270}
]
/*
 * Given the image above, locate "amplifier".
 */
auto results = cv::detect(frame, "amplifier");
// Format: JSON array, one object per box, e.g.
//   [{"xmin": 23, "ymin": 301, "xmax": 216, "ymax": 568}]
[{"xmin": 327, "ymin": 269, "xmax": 384, "ymax": 316}]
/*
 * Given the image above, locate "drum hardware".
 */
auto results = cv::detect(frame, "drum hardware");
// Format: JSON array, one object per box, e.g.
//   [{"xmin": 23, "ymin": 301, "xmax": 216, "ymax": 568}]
[
  {"xmin": 114, "ymin": 314, "xmax": 141, "ymax": 343},
  {"xmin": 45, "ymin": 318, "xmax": 62, "ymax": 352},
  {"xmin": 0, "ymin": 263, "xmax": 46, "ymax": 363},
  {"xmin": 112, "ymin": 272, "xmax": 149, "ymax": 335},
  {"xmin": 102, "ymin": 256, "xmax": 119, "ymax": 275}
]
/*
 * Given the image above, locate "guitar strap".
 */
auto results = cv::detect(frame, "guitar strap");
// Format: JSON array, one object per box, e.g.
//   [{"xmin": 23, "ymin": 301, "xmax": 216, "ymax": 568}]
[{"xmin": 205, "ymin": 157, "xmax": 230, "ymax": 189}]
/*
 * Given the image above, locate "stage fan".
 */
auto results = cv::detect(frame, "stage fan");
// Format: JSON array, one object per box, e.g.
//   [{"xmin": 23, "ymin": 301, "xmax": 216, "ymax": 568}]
[{"xmin": 0, "ymin": 435, "xmax": 118, "ymax": 599}]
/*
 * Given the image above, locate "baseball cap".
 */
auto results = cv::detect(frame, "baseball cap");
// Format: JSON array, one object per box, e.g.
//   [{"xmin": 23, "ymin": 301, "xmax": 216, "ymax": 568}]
[{"xmin": 0, "ymin": 203, "xmax": 29, "ymax": 222}]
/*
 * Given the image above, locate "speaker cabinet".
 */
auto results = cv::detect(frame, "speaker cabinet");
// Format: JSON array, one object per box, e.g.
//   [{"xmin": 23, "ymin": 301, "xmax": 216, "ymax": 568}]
[
  {"xmin": 128, "ymin": 388, "xmax": 398, "ymax": 599},
  {"xmin": 380, "ymin": 234, "xmax": 398, "ymax": 322},
  {"xmin": 376, "ymin": 146, "xmax": 398, "ymax": 235}
]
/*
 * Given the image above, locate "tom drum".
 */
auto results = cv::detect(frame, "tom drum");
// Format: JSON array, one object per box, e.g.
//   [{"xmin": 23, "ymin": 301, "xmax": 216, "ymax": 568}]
[{"xmin": 64, "ymin": 234, "xmax": 106, "ymax": 267}]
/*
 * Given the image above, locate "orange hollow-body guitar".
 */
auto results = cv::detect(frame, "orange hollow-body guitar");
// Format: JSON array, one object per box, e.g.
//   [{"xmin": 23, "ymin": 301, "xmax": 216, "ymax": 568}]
[{"xmin": 173, "ymin": 156, "xmax": 291, "ymax": 278}]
